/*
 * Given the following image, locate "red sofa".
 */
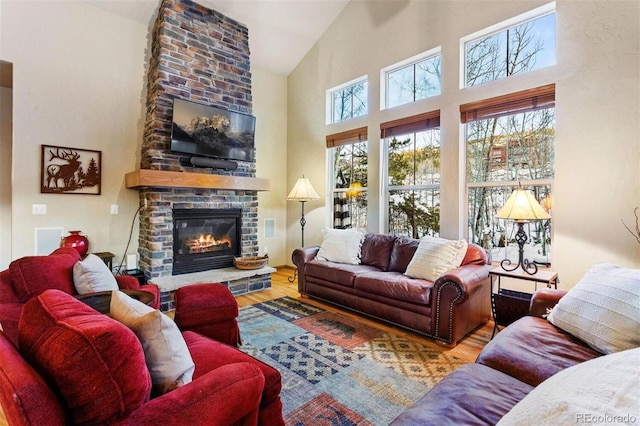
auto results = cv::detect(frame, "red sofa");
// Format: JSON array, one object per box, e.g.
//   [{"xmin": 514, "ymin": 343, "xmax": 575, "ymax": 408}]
[
  {"xmin": 0, "ymin": 250, "xmax": 285, "ymax": 425},
  {"xmin": 0, "ymin": 247, "xmax": 159, "ymax": 347},
  {"xmin": 293, "ymin": 233, "xmax": 491, "ymax": 347}
]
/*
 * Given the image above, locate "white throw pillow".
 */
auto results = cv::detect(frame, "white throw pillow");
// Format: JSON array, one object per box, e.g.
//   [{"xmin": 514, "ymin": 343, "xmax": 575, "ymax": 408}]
[
  {"xmin": 73, "ymin": 253, "xmax": 119, "ymax": 294},
  {"xmin": 404, "ymin": 236, "xmax": 468, "ymax": 281},
  {"xmin": 315, "ymin": 228, "xmax": 366, "ymax": 265},
  {"xmin": 109, "ymin": 290, "xmax": 195, "ymax": 395},
  {"xmin": 547, "ymin": 263, "xmax": 640, "ymax": 354},
  {"xmin": 497, "ymin": 347, "xmax": 640, "ymax": 425}
]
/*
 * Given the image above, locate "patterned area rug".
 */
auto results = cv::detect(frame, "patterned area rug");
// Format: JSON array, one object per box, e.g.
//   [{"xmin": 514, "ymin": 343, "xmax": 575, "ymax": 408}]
[{"xmin": 238, "ymin": 297, "xmax": 467, "ymax": 425}]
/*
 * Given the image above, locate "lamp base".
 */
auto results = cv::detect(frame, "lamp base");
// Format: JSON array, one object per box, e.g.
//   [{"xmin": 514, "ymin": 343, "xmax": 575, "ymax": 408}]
[{"xmin": 500, "ymin": 221, "xmax": 539, "ymax": 275}]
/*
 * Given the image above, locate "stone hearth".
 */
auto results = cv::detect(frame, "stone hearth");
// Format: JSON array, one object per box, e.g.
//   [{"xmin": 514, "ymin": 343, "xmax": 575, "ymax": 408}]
[{"xmin": 129, "ymin": 0, "xmax": 271, "ymax": 301}]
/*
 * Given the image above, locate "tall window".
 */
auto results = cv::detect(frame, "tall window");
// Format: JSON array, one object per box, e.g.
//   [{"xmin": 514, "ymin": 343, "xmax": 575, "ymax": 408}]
[
  {"xmin": 327, "ymin": 127, "xmax": 368, "ymax": 229},
  {"xmin": 463, "ymin": 7, "xmax": 555, "ymax": 87},
  {"xmin": 382, "ymin": 111, "xmax": 440, "ymax": 238},
  {"xmin": 464, "ymin": 85, "xmax": 555, "ymax": 265},
  {"xmin": 327, "ymin": 77, "xmax": 368, "ymax": 124},
  {"xmin": 383, "ymin": 49, "xmax": 441, "ymax": 109}
]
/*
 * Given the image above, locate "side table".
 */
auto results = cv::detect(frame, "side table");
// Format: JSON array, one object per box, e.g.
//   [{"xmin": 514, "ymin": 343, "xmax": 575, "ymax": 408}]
[
  {"xmin": 489, "ymin": 266, "xmax": 558, "ymax": 338},
  {"xmin": 75, "ymin": 289, "xmax": 155, "ymax": 314}
]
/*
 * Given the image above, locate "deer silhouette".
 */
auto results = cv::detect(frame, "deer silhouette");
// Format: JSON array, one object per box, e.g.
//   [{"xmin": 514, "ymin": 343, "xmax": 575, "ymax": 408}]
[{"xmin": 46, "ymin": 148, "xmax": 81, "ymax": 190}]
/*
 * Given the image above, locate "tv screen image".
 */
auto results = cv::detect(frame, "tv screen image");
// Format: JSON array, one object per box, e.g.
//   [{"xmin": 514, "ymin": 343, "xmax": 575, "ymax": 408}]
[{"xmin": 171, "ymin": 98, "xmax": 256, "ymax": 162}]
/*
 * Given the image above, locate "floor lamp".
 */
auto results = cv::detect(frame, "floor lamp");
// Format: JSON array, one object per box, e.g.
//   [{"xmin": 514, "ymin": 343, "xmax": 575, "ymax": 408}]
[
  {"xmin": 496, "ymin": 183, "xmax": 551, "ymax": 275},
  {"xmin": 286, "ymin": 176, "xmax": 320, "ymax": 282}
]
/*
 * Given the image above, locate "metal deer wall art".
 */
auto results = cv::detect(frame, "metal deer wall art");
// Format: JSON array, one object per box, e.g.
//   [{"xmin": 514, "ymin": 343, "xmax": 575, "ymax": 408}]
[{"xmin": 41, "ymin": 145, "xmax": 102, "ymax": 195}]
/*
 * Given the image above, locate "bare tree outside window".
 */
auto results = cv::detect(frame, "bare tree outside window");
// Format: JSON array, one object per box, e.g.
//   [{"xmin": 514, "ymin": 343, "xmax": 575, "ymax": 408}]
[
  {"xmin": 465, "ymin": 12, "xmax": 555, "ymax": 265},
  {"xmin": 387, "ymin": 55, "xmax": 441, "ymax": 108},
  {"xmin": 331, "ymin": 81, "xmax": 368, "ymax": 123}
]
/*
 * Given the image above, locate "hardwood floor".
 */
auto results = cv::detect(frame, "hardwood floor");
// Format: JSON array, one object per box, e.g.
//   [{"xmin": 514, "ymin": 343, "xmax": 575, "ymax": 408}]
[{"xmin": 237, "ymin": 266, "xmax": 493, "ymax": 363}]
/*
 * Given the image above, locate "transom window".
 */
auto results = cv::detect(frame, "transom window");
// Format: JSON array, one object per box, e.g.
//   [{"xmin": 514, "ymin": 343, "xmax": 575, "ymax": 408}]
[
  {"xmin": 327, "ymin": 77, "xmax": 368, "ymax": 124},
  {"xmin": 463, "ymin": 5, "xmax": 555, "ymax": 87},
  {"xmin": 382, "ymin": 48, "xmax": 441, "ymax": 109}
]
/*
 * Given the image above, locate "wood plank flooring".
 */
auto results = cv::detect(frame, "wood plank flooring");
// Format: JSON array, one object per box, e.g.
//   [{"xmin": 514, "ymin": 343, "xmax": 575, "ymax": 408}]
[{"xmin": 238, "ymin": 267, "xmax": 493, "ymax": 363}]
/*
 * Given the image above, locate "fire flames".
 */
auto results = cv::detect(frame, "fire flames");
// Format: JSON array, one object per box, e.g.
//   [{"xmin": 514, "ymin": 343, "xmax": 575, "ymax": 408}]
[{"xmin": 185, "ymin": 234, "xmax": 231, "ymax": 254}]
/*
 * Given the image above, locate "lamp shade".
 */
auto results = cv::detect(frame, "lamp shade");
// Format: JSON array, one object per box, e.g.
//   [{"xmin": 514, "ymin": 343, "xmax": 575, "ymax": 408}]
[
  {"xmin": 286, "ymin": 177, "xmax": 320, "ymax": 202},
  {"xmin": 496, "ymin": 185, "xmax": 551, "ymax": 221}
]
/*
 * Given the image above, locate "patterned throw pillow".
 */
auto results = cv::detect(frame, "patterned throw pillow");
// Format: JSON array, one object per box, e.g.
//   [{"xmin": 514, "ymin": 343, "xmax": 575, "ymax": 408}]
[
  {"xmin": 315, "ymin": 228, "xmax": 366, "ymax": 265},
  {"xmin": 404, "ymin": 236, "xmax": 468, "ymax": 282},
  {"xmin": 548, "ymin": 263, "xmax": 640, "ymax": 354}
]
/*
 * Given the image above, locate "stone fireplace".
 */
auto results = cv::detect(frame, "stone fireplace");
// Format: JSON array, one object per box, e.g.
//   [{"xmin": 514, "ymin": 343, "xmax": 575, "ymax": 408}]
[{"xmin": 125, "ymin": 0, "xmax": 273, "ymax": 308}]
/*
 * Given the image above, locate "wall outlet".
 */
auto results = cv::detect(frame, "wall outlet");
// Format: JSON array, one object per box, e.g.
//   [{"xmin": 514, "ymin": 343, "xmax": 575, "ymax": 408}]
[
  {"xmin": 110, "ymin": 204, "xmax": 119, "ymax": 215},
  {"xmin": 32, "ymin": 204, "xmax": 47, "ymax": 215}
]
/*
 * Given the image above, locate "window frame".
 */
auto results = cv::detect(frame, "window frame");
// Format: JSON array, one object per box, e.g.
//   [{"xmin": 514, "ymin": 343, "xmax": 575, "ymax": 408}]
[
  {"xmin": 459, "ymin": 2, "xmax": 556, "ymax": 89},
  {"xmin": 380, "ymin": 47, "xmax": 442, "ymax": 111},
  {"xmin": 325, "ymin": 76, "xmax": 369, "ymax": 125}
]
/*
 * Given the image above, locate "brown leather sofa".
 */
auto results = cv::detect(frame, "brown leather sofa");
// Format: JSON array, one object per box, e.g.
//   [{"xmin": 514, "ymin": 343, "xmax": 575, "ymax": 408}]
[
  {"xmin": 292, "ymin": 233, "xmax": 492, "ymax": 347},
  {"xmin": 390, "ymin": 288, "xmax": 604, "ymax": 425}
]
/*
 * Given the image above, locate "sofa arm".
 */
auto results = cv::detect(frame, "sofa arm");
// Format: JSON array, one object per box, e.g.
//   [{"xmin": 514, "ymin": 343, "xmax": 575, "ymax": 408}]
[
  {"xmin": 115, "ymin": 275, "xmax": 141, "ymax": 290},
  {"xmin": 529, "ymin": 288, "xmax": 567, "ymax": 317},
  {"xmin": 432, "ymin": 264, "xmax": 491, "ymax": 346},
  {"xmin": 292, "ymin": 246, "xmax": 320, "ymax": 293},
  {"xmin": 115, "ymin": 362, "xmax": 265, "ymax": 426}
]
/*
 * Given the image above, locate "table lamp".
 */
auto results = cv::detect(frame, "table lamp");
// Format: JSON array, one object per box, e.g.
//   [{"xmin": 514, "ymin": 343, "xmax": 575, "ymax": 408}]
[{"xmin": 496, "ymin": 183, "xmax": 550, "ymax": 275}]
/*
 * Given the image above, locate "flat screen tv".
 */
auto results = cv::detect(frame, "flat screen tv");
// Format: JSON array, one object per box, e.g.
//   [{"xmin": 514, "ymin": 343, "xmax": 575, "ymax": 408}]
[{"xmin": 170, "ymin": 98, "xmax": 256, "ymax": 162}]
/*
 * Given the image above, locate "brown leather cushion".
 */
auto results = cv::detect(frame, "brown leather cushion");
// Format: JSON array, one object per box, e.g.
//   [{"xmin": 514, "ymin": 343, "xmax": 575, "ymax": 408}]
[
  {"xmin": 353, "ymin": 272, "xmax": 432, "ymax": 306},
  {"xmin": 476, "ymin": 316, "xmax": 602, "ymax": 387},
  {"xmin": 360, "ymin": 234, "xmax": 396, "ymax": 271},
  {"xmin": 304, "ymin": 261, "xmax": 378, "ymax": 288},
  {"xmin": 387, "ymin": 237, "xmax": 419, "ymax": 273},
  {"xmin": 390, "ymin": 363, "xmax": 533, "ymax": 425}
]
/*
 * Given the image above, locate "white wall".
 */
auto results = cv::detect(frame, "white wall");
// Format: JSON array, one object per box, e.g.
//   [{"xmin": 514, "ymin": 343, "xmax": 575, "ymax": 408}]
[
  {"xmin": 286, "ymin": 0, "xmax": 640, "ymax": 286},
  {"xmin": 0, "ymin": 1, "xmax": 149, "ymax": 265},
  {"xmin": 0, "ymin": 1, "xmax": 291, "ymax": 269},
  {"xmin": 253, "ymin": 66, "xmax": 288, "ymax": 266}
]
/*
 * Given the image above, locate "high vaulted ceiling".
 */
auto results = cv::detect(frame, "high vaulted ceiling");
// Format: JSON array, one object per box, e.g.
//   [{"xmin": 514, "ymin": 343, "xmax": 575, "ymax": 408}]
[{"xmin": 83, "ymin": 0, "xmax": 350, "ymax": 76}]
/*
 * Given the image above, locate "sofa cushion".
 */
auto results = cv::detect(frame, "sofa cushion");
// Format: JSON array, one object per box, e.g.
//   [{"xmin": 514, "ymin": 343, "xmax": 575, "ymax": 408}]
[
  {"xmin": 73, "ymin": 253, "xmax": 119, "ymax": 294},
  {"xmin": 360, "ymin": 233, "xmax": 396, "ymax": 271},
  {"xmin": 9, "ymin": 251, "xmax": 79, "ymax": 302},
  {"xmin": 316, "ymin": 228, "xmax": 366, "ymax": 264},
  {"xmin": 497, "ymin": 347, "xmax": 640, "ymax": 426},
  {"xmin": 18, "ymin": 289, "xmax": 151, "ymax": 425},
  {"xmin": 354, "ymin": 271, "xmax": 432, "ymax": 306},
  {"xmin": 109, "ymin": 290, "xmax": 195, "ymax": 396},
  {"xmin": 547, "ymin": 263, "xmax": 640, "ymax": 354},
  {"xmin": 0, "ymin": 302, "xmax": 23, "ymax": 346},
  {"xmin": 390, "ymin": 363, "xmax": 534, "ymax": 426},
  {"xmin": 305, "ymin": 260, "xmax": 378, "ymax": 288},
  {"xmin": 388, "ymin": 236, "xmax": 419, "ymax": 273},
  {"xmin": 476, "ymin": 316, "xmax": 602, "ymax": 387},
  {"xmin": 404, "ymin": 236, "xmax": 468, "ymax": 281}
]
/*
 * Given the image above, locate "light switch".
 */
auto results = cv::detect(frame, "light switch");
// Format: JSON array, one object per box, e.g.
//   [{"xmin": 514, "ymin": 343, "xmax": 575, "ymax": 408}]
[
  {"xmin": 110, "ymin": 204, "xmax": 119, "ymax": 215},
  {"xmin": 32, "ymin": 204, "xmax": 47, "ymax": 215}
]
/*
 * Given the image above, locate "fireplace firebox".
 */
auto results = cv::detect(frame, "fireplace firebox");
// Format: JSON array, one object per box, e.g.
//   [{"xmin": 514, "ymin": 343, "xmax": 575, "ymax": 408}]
[{"xmin": 173, "ymin": 208, "xmax": 242, "ymax": 275}]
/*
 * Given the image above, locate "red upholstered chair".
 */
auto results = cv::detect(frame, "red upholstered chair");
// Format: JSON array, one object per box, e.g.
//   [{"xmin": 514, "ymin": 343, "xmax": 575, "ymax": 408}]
[
  {"xmin": 0, "ymin": 290, "xmax": 266, "ymax": 425},
  {"xmin": 0, "ymin": 248, "xmax": 159, "ymax": 347},
  {"xmin": 174, "ymin": 283, "xmax": 241, "ymax": 347}
]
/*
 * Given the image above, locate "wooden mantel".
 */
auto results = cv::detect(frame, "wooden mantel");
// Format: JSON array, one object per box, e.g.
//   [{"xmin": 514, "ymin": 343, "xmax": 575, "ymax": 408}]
[{"xmin": 125, "ymin": 169, "xmax": 271, "ymax": 191}]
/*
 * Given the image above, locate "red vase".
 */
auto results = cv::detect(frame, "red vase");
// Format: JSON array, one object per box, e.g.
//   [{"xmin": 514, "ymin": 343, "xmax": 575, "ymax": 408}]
[{"xmin": 60, "ymin": 230, "xmax": 89, "ymax": 257}]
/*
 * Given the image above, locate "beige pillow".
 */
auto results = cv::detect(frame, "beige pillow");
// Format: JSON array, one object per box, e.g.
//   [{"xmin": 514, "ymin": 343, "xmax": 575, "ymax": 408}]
[
  {"xmin": 497, "ymin": 348, "xmax": 640, "ymax": 425},
  {"xmin": 316, "ymin": 228, "xmax": 366, "ymax": 264},
  {"xmin": 109, "ymin": 291, "xmax": 195, "ymax": 395},
  {"xmin": 404, "ymin": 236, "xmax": 468, "ymax": 281},
  {"xmin": 548, "ymin": 263, "xmax": 640, "ymax": 354},
  {"xmin": 73, "ymin": 254, "xmax": 119, "ymax": 294}
]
